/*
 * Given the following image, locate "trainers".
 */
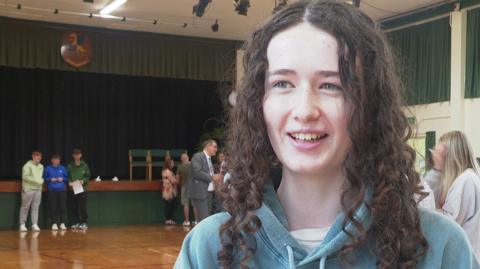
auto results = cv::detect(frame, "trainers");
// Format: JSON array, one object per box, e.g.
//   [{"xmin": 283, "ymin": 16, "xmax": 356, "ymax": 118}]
[
  {"xmin": 79, "ymin": 223, "xmax": 88, "ymax": 230},
  {"xmin": 59, "ymin": 223, "xmax": 67, "ymax": 230},
  {"xmin": 19, "ymin": 224, "xmax": 28, "ymax": 232},
  {"xmin": 32, "ymin": 224, "xmax": 40, "ymax": 231},
  {"xmin": 51, "ymin": 223, "xmax": 58, "ymax": 231},
  {"xmin": 182, "ymin": 221, "xmax": 191, "ymax": 226},
  {"xmin": 191, "ymin": 221, "xmax": 198, "ymax": 226},
  {"xmin": 71, "ymin": 223, "xmax": 80, "ymax": 229}
]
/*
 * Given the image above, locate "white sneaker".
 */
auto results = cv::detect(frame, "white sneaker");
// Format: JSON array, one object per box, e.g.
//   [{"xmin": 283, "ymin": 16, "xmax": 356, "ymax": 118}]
[
  {"xmin": 59, "ymin": 223, "xmax": 67, "ymax": 230},
  {"xmin": 32, "ymin": 224, "xmax": 40, "ymax": 231},
  {"xmin": 182, "ymin": 221, "xmax": 191, "ymax": 226},
  {"xmin": 51, "ymin": 223, "xmax": 58, "ymax": 231},
  {"xmin": 19, "ymin": 224, "xmax": 27, "ymax": 232}
]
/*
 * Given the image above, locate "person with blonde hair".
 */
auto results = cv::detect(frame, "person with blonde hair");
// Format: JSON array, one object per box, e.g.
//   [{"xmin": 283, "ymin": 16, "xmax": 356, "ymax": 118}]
[{"xmin": 425, "ymin": 130, "xmax": 480, "ymax": 259}]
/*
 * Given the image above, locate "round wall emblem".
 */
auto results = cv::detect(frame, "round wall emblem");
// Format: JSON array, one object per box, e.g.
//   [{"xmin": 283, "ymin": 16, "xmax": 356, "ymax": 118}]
[{"xmin": 61, "ymin": 31, "xmax": 93, "ymax": 68}]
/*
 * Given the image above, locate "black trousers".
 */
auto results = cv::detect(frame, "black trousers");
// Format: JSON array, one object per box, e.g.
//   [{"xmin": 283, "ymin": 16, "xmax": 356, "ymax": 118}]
[
  {"xmin": 73, "ymin": 192, "xmax": 88, "ymax": 224},
  {"xmin": 48, "ymin": 191, "xmax": 67, "ymax": 224},
  {"xmin": 165, "ymin": 197, "xmax": 177, "ymax": 220}
]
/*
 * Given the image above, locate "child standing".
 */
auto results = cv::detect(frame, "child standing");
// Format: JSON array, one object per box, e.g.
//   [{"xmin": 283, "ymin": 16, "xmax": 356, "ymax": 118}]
[
  {"xmin": 43, "ymin": 154, "xmax": 68, "ymax": 230},
  {"xmin": 68, "ymin": 149, "xmax": 90, "ymax": 230},
  {"xmin": 19, "ymin": 150, "xmax": 44, "ymax": 232}
]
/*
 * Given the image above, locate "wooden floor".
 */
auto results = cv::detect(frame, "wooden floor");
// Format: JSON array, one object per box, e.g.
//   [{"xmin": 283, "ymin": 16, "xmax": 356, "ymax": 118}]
[{"xmin": 0, "ymin": 225, "xmax": 190, "ymax": 269}]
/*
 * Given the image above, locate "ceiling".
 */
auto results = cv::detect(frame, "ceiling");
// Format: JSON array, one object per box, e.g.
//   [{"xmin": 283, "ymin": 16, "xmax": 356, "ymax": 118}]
[{"xmin": 0, "ymin": 0, "xmax": 452, "ymax": 41}]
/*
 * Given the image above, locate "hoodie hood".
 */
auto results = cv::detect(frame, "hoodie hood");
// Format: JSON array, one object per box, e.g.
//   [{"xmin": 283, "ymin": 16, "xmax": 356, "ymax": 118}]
[{"xmin": 257, "ymin": 183, "xmax": 373, "ymax": 269}]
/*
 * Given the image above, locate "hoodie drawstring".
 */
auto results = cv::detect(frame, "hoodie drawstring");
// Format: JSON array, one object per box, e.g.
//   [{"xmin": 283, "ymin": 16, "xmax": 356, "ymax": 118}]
[
  {"xmin": 286, "ymin": 245, "xmax": 328, "ymax": 269},
  {"xmin": 286, "ymin": 245, "xmax": 295, "ymax": 269},
  {"xmin": 319, "ymin": 256, "xmax": 326, "ymax": 269}
]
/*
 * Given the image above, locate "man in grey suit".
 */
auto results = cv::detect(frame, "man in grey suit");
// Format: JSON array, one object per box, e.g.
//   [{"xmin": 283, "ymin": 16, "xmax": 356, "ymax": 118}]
[{"xmin": 188, "ymin": 139, "xmax": 221, "ymax": 223}]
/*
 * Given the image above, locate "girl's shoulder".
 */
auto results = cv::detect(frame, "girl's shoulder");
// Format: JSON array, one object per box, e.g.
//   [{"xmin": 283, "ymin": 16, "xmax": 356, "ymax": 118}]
[
  {"xmin": 418, "ymin": 208, "xmax": 478, "ymax": 267},
  {"xmin": 175, "ymin": 212, "xmax": 230, "ymax": 268}
]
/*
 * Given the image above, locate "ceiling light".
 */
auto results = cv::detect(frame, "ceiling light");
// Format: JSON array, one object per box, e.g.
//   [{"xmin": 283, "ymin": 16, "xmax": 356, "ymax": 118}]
[
  {"xmin": 100, "ymin": 0, "xmax": 127, "ymax": 15},
  {"xmin": 193, "ymin": 0, "xmax": 212, "ymax": 17},
  {"xmin": 211, "ymin": 20, "xmax": 219, "ymax": 32}
]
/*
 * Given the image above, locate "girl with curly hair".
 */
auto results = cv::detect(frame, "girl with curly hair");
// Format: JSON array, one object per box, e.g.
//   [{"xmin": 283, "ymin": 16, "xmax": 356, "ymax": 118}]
[{"xmin": 175, "ymin": 0, "xmax": 478, "ymax": 268}]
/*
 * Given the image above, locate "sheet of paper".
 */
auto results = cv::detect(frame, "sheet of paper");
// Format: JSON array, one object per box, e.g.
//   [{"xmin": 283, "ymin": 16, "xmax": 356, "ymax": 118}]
[
  {"xmin": 72, "ymin": 180, "xmax": 84, "ymax": 195},
  {"xmin": 207, "ymin": 182, "xmax": 214, "ymax": 191}
]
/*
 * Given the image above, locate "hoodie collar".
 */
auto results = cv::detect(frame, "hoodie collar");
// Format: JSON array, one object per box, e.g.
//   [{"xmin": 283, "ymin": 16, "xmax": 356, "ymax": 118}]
[{"xmin": 257, "ymin": 183, "xmax": 373, "ymax": 268}]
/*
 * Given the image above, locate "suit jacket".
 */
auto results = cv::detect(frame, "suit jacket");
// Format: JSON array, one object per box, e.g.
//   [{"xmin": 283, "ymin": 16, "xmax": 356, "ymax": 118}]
[{"xmin": 188, "ymin": 152, "xmax": 212, "ymax": 200}]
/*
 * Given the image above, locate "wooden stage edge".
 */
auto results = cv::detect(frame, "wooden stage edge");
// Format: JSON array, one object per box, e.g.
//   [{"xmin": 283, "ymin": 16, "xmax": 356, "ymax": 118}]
[{"xmin": 0, "ymin": 180, "xmax": 162, "ymax": 193}]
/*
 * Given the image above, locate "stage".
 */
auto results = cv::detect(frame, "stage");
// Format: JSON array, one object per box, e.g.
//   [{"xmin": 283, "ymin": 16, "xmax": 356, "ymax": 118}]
[{"xmin": 0, "ymin": 225, "xmax": 188, "ymax": 269}]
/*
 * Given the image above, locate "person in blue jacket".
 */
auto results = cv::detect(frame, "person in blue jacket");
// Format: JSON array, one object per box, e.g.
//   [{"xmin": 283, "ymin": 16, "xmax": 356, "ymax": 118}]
[
  {"xmin": 43, "ymin": 153, "xmax": 68, "ymax": 231},
  {"xmin": 175, "ymin": 0, "xmax": 479, "ymax": 268}
]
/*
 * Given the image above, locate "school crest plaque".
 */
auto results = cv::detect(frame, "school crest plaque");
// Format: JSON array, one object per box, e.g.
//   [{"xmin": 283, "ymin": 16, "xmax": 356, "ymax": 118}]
[{"xmin": 60, "ymin": 31, "xmax": 93, "ymax": 68}]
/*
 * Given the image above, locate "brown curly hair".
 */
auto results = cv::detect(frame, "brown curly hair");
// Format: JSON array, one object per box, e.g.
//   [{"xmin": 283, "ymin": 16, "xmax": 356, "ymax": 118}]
[{"xmin": 219, "ymin": 0, "xmax": 428, "ymax": 268}]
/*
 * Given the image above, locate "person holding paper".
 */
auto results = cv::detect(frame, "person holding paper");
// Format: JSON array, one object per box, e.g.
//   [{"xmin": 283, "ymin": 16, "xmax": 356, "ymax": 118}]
[
  {"xmin": 68, "ymin": 149, "xmax": 90, "ymax": 230},
  {"xmin": 43, "ymin": 154, "xmax": 68, "ymax": 231}
]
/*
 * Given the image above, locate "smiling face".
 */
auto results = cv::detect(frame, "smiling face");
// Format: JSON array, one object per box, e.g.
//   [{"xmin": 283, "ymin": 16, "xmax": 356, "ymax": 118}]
[{"xmin": 263, "ymin": 22, "xmax": 352, "ymax": 178}]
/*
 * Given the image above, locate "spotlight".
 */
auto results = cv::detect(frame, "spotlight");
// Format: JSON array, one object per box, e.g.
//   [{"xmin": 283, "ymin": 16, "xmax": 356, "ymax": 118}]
[
  {"xmin": 211, "ymin": 19, "xmax": 219, "ymax": 32},
  {"xmin": 54, "ymin": 9, "xmax": 59, "ymax": 14},
  {"xmin": 121, "ymin": 16, "xmax": 126, "ymax": 21},
  {"xmin": 16, "ymin": 4, "xmax": 21, "ymax": 10},
  {"xmin": 153, "ymin": 20, "xmax": 158, "ymax": 25},
  {"xmin": 234, "ymin": 0, "xmax": 250, "ymax": 16},
  {"xmin": 88, "ymin": 13, "xmax": 93, "ymax": 18},
  {"xmin": 192, "ymin": 0, "xmax": 212, "ymax": 18},
  {"xmin": 182, "ymin": 23, "xmax": 188, "ymax": 28}
]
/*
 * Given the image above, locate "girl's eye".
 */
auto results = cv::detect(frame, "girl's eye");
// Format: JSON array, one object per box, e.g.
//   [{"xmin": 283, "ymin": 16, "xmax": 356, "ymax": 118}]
[
  {"xmin": 320, "ymin": 83, "xmax": 342, "ymax": 91},
  {"xmin": 272, "ymin": 81, "xmax": 294, "ymax": 89}
]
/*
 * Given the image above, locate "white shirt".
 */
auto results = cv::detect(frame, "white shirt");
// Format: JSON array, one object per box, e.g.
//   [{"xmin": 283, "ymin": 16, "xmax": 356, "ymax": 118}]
[
  {"xmin": 424, "ymin": 168, "xmax": 480, "ymax": 259},
  {"xmin": 204, "ymin": 151, "xmax": 215, "ymax": 191},
  {"xmin": 289, "ymin": 227, "xmax": 330, "ymax": 253},
  {"xmin": 418, "ymin": 180, "xmax": 436, "ymax": 211}
]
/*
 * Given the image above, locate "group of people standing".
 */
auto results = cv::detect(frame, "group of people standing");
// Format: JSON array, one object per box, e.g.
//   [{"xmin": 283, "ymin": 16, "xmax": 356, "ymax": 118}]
[
  {"xmin": 161, "ymin": 139, "xmax": 227, "ymax": 226},
  {"xmin": 19, "ymin": 149, "xmax": 90, "ymax": 232}
]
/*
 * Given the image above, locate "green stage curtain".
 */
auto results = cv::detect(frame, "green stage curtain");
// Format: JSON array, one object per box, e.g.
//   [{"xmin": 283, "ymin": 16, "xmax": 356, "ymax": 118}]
[
  {"xmin": 425, "ymin": 131, "xmax": 436, "ymax": 169},
  {"xmin": 0, "ymin": 17, "xmax": 237, "ymax": 82},
  {"xmin": 388, "ymin": 18, "xmax": 451, "ymax": 105},
  {"xmin": 466, "ymin": 8, "xmax": 480, "ymax": 98}
]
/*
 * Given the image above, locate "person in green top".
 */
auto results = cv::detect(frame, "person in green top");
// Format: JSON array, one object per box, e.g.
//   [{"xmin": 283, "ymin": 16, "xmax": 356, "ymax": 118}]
[
  {"xmin": 19, "ymin": 150, "xmax": 44, "ymax": 232},
  {"xmin": 67, "ymin": 149, "xmax": 90, "ymax": 230},
  {"xmin": 176, "ymin": 153, "xmax": 192, "ymax": 226}
]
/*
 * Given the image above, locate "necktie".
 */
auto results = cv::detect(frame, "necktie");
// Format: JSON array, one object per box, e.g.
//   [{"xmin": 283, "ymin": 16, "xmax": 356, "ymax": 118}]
[{"xmin": 207, "ymin": 157, "xmax": 214, "ymax": 176}]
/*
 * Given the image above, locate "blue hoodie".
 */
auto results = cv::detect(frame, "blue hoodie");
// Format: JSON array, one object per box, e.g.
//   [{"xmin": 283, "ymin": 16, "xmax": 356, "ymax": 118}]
[
  {"xmin": 175, "ymin": 184, "xmax": 479, "ymax": 268},
  {"xmin": 43, "ymin": 165, "xmax": 68, "ymax": 192}
]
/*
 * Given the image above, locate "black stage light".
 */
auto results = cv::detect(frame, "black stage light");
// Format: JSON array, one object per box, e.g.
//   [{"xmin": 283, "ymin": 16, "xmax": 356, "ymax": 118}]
[
  {"xmin": 234, "ymin": 0, "xmax": 250, "ymax": 16},
  {"xmin": 193, "ymin": 0, "xmax": 212, "ymax": 17},
  {"xmin": 211, "ymin": 19, "xmax": 219, "ymax": 32}
]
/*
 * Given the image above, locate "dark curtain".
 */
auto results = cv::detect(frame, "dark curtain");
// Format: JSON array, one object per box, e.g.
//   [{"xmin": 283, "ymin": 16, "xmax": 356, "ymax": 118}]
[
  {"xmin": 425, "ymin": 131, "xmax": 436, "ymax": 170},
  {"xmin": 387, "ymin": 18, "xmax": 451, "ymax": 105},
  {"xmin": 0, "ymin": 66, "xmax": 224, "ymax": 179},
  {"xmin": 466, "ymin": 7, "xmax": 480, "ymax": 98}
]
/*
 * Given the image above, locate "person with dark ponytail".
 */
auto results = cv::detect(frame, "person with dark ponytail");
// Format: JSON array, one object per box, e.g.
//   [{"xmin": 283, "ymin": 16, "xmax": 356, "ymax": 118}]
[{"xmin": 175, "ymin": 1, "xmax": 479, "ymax": 268}]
